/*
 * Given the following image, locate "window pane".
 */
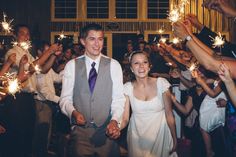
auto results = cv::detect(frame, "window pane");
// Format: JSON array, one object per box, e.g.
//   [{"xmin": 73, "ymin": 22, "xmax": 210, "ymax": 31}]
[
  {"xmin": 148, "ymin": 0, "xmax": 169, "ymax": 19},
  {"xmin": 87, "ymin": 0, "xmax": 109, "ymax": 18},
  {"xmin": 116, "ymin": 0, "xmax": 137, "ymax": 19},
  {"xmin": 54, "ymin": 0, "xmax": 76, "ymax": 18}
]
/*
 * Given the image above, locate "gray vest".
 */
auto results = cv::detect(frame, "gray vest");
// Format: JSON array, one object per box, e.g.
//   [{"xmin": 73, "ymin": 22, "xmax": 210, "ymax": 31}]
[{"xmin": 73, "ymin": 56, "xmax": 112, "ymax": 127}]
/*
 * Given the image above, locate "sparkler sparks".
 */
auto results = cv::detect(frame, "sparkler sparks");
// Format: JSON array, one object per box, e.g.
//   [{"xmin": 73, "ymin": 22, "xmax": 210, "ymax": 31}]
[
  {"xmin": 168, "ymin": 0, "xmax": 189, "ymax": 23},
  {"xmin": 58, "ymin": 31, "xmax": 67, "ymax": 41},
  {"xmin": 171, "ymin": 37, "xmax": 181, "ymax": 44},
  {"xmin": 210, "ymin": 32, "xmax": 225, "ymax": 48},
  {"xmin": 188, "ymin": 63, "xmax": 198, "ymax": 72},
  {"xmin": 7, "ymin": 78, "xmax": 21, "ymax": 96},
  {"xmin": 168, "ymin": 8, "xmax": 181, "ymax": 23},
  {"xmin": 12, "ymin": 41, "xmax": 32, "ymax": 51},
  {"xmin": 166, "ymin": 62, "xmax": 173, "ymax": 66},
  {"xmin": 159, "ymin": 37, "xmax": 167, "ymax": 43},
  {"xmin": 33, "ymin": 64, "xmax": 41, "ymax": 74},
  {"xmin": 157, "ymin": 28, "xmax": 165, "ymax": 34},
  {"xmin": 0, "ymin": 72, "xmax": 21, "ymax": 97},
  {"xmin": 1, "ymin": 12, "xmax": 14, "ymax": 34}
]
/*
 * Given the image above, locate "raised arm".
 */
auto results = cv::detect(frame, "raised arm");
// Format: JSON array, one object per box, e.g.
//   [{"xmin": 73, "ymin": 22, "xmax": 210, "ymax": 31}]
[
  {"xmin": 171, "ymin": 95, "xmax": 193, "ymax": 116},
  {"xmin": 203, "ymin": 0, "xmax": 236, "ymax": 18},
  {"xmin": 31, "ymin": 44, "xmax": 62, "ymax": 74},
  {"xmin": 0, "ymin": 53, "xmax": 16, "ymax": 76},
  {"xmin": 173, "ymin": 21, "xmax": 236, "ymax": 78},
  {"xmin": 192, "ymin": 70, "xmax": 222, "ymax": 98},
  {"xmin": 218, "ymin": 63, "xmax": 236, "ymax": 107}
]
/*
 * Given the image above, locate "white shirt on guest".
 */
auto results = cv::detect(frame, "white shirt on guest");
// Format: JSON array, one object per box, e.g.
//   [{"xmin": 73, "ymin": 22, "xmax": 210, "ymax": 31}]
[
  {"xmin": 59, "ymin": 53, "xmax": 125, "ymax": 123},
  {"xmin": 36, "ymin": 68, "xmax": 63, "ymax": 103},
  {"xmin": 5, "ymin": 45, "xmax": 37, "ymax": 93}
]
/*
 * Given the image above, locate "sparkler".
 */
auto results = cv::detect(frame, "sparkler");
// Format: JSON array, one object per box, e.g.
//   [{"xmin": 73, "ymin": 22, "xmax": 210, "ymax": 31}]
[
  {"xmin": 12, "ymin": 41, "xmax": 32, "ymax": 51},
  {"xmin": 58, "ymin": 31, "xmax": 67, "ymax": 41},
  {"xmin": 0, "ymin": 72, "xmax": 21, "ymax": 97},
  {"xmin": 157, "ymin": 28, "xmax": 165, "ymax": 34},
  {"xmin": 188, "ymin": 63, "xmax": 198, "ymax": 72},
  {"xmin": 159, "ymin": 37, "xmax": 167, "ymax": 43},
  {"xmin": 171, "ymin": 37, "xmax": 181, "ymax": 44},
  {"xmin": 168, "ymin": 0, "xmax": 189, "ymax": 23},
  {"xmin": 7, "ymin": 78, "xmax": 21, "ymax": 96},
  {"xmin": 179, "ymin": 0, "xmax": 189, "ymax": 14},
  {"xmin": 166, "ymin": 62, "xmax": 173, "ymax": 66},
  {"xmin": 32, "ymin": 64, "xmax": 41, "ymax": 74},
  {"xmin": 168, "ymin": 8, "xmax": 181, "ymax": 23},
  {"xmin": 210, "ymin": 32, "xmax": 225, "ymax": 48},
  {"xmin": 210, "ymin": 32, "xmax": 225, "ymax": 61},
  {"xmin": 19, "ymin": 41, "xmax": 32, "ymax": 51},
  {"xmin": 1, "ymin": 12, "xmax": 14, "ymax": 34}
]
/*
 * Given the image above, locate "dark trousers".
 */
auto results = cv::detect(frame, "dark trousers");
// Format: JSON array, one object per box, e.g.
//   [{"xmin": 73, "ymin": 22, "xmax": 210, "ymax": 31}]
[
  {"xmin": 67, "ymin": 126, "xmax": 120, "ymax": 157},
  {"xmin": 0, "ymin": 92, "xmax": 36, "ymax": 157}
]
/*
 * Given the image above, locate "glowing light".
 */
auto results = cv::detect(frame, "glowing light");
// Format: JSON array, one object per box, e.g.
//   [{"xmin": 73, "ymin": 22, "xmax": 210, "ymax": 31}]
[
  {"xmin": 168, "ymin": 8, "xmax": 181, "ymax": 23},
  {"xmin": 157, "ymin": 28, "xmax": 165, "ymax": 34},
  {"xmin": 1, "ymin": 12, "xmax": 14, "ymax": 34},
  {"xmin": 33, "ymin": 64, "xmax": 41, "ymax": 74},
  {"xmin": 166, "ymin": 62, "xmax": 173, "ymax": 66},
  {"xmin": 180, "ymin": 0, "xmax": 189, "ymax": 5},
  {"xmin": 172, "ymin": 37, "xmax": 181, "ymax": 44},
  {"xmin": 19, "ymin": 41, "xmax": 32, "ymax": 51},
  {"xmin": 12, "ymin": 41, "xmax": 32, "ymax": 51},
  {"xmin": 7, "ymin": 78, "xmax": 20, "ymax": 96},
  {"xmin": 58, "ymin": 31, "xmax": 67, "ymax": 40},
  {"xmin": 0, "ymin": 72, "xmax": 21, "ymax": 97},
  {"xmin": 188, "ymin": 63, "xmax": 198, "ymax": 72},
  {"xmin": 210, "ymin": 32, "xmax": 225, "ymax": 48},
  {"xmin": 159, "ymin": 37, "xmax": 167, "ymax": 43}
]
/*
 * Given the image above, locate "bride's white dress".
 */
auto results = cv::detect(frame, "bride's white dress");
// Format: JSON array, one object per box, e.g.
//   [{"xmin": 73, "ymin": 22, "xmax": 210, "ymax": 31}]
[{"xmin": 124, "ymin": 78, "xmax": 178, "ymax": 157}]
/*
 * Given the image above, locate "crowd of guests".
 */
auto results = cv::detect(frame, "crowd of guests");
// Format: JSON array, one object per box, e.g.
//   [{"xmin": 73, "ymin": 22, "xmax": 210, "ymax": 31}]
[{"xmin": 0, "ymin": 0, "xmax": 236, "ymax": 157}]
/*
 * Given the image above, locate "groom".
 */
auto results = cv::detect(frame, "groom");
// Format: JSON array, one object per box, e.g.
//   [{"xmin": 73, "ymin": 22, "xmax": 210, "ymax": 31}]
[{"xmin": 60, "ymin": 23, "xmax": 125, "ymax": 157}]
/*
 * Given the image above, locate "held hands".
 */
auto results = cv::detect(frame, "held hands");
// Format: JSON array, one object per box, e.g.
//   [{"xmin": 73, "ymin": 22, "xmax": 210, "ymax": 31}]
[{"xmin": 106, "ymin": 120, "xmax": 121, "ymax": 139}]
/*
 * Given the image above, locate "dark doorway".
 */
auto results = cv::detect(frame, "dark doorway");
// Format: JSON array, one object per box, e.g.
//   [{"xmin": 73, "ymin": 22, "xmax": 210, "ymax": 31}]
[{"xmin": 112, "ymin": 33, "xmax": 137, "ymax": 64}]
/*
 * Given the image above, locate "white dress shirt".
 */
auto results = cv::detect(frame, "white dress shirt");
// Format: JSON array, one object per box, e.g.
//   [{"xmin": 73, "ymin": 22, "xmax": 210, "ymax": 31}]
[
  {"xmin": 59, "ymin": 54, "xmax": 125, "ymax": 123},
  {"xmin": 36, "ymin": 69, "xmax": 63, "ymax": 103}
]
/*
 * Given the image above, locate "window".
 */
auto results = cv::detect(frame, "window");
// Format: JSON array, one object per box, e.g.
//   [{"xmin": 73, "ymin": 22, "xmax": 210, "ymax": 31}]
[
  {"xmin": 54, "ymin": 0, "xmax": 77, "ymax": 18},
  {"xmin": 148, "ymin": 0, "xmax": 169, "ymax": 19},
  {"xmin": 87, "ymin": 0, "xmax": 109, "ymax": 18},
  {"xmin": 116, "ymin": 0, "xmax": 137, "ymax": 19}
]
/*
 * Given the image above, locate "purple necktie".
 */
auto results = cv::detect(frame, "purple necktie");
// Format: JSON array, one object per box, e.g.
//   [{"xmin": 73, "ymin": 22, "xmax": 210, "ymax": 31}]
[{"xmin": 88, "ymin": 62, "xmax": 97, "ymax": 93}]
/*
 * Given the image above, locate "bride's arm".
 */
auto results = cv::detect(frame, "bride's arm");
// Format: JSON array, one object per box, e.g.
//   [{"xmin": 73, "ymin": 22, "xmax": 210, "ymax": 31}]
[
  {"xmin": 163, "ymin": 90, "xmax": 177, "ymax": 154},
  {"xmin": 120, "ymin": 95, "xmax": 130, "ymax": 130}
]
